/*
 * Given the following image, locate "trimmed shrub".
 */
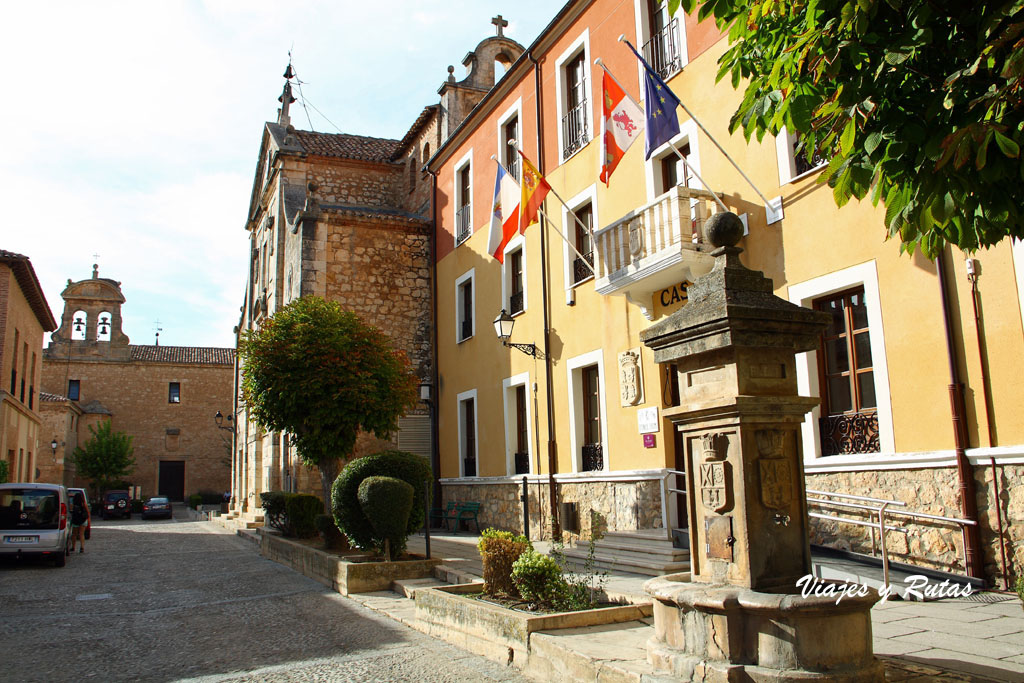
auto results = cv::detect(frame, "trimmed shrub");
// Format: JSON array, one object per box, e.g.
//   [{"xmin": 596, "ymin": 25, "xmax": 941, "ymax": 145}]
[
  {"xmin": 285, "ymin": 494, "xmax": 323, "ymax": 538},
  {"xmin": 477, "ymin": 528, "xmax": 532, "ymax": 598},
  {"xmin": 331, "ymin": 450, "xmax": 432, "ymax": 553},
  {"xmin": 315, "ymin": 514, "xmax": 347, "ymax": 549},
  {"xmin": 187, "ymin": 494, "xmax": 202, "ymax": 510},
  {"xmin": 357, "ymin": 476, "xmax": 414, "ymax": 560},
  {"xmin": 260, "ymin": 491, "xmax": 292, "ymax": 534},
  {"xmin": 197, "ymin": 490, "xmax": 224, "ymax": 505},
  {"xmin": 512, "ymin": 549, "xmax": 566, "ymax": 608}
]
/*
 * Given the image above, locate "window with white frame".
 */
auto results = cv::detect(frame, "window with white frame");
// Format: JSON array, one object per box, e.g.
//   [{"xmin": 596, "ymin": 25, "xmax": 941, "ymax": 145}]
[
  {"xmin": 566, "ymin": 350, "xmax": 608, "ymax": 473},
  {"xmin": 455, "ymin": 269, "xmax": 475, "ymax": 343},
  {"xmin": 454, "ymin": 151, "xmax": 473, "ymax": 245},
  {"xmin": 789, "ymin": 261, "xmax": 895, "ymax": 462},
  {"xmin": 645, "ymin": 122, "xmax": 701, "ymax": 200},
  {"xmin": 497, "ymin": 100, "xmax": 522, "ymax": 182},
  {"xmin": 562, "ymin": 184, "xmax": 598, "ymax": 290},
  {"xmin": 637, "ymin": 0, "xmax": 688, "ymax": 80},
  {"xmin": 502, "ymin": 373, "xmax": 533, "ymax": 475},
  {"xmin": 775, "ymin": 126, "xmax": 828, "ymax": 185},
  {"xmin": 502, "ymin": 236, "xmax": 526, "ymax": 315},
  {"xmin": 555, "ymin": 31, "xmax": 592, "ymax": 162},
  {"xmin": 457, "ymin": 389, "xmax": 478, "ymax": 477}
]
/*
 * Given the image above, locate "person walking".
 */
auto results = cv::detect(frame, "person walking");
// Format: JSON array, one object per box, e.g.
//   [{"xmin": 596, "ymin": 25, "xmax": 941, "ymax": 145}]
[{"xmin": 70, "ymin": 491, "xmax": 88, "ymax": 553}]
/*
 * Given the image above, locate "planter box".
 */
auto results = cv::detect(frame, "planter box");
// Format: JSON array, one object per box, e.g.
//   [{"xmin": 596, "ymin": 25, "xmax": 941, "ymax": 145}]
[
  {"xmin": 415, "ymin": 583, "xmax": 652, "ymax": 669},
  {"xmin": 257, "ymin": 528, "xmax": 441, "ymax": 595}
]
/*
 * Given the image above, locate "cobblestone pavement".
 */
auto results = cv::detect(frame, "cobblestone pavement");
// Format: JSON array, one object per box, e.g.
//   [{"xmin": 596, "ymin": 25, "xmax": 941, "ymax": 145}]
[{"xmin": 0, "ymin": 508, "xmax": 525, "ymax": 683}]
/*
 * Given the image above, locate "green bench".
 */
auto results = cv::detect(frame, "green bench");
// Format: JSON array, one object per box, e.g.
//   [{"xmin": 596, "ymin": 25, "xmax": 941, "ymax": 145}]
[
  {"xmin": 429, "ymin": 501, "xmax": 457, "ymax": 529},
  {"xmin": 432, "ymin": 501, "xmax": 482, "ymax": 533}
]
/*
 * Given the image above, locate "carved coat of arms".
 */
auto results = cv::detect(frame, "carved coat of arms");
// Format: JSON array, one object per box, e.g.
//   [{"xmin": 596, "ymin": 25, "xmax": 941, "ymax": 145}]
[
  {"xmin": 756, "ymin": 429, "xmax": 792, "ymax": 509},
  {"xmin": 618, "ymin": 351, "xmax": 641, "ymax": 406},
  {"xmin": 699, "ymin": 432, "xmax": 730, "ymax": 513}
]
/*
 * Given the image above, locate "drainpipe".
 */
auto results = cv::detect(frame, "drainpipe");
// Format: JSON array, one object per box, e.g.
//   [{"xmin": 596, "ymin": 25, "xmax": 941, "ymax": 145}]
[
  {"xmin": 425, "ymin": 165, "xmax": 442, "ymax": 507},
  {"xmin": 935, "ymin": 247, "xmax": 983, "ymax": 580},
  {"xmin": 529, "ymin": 49, "xmax": 561, "ymax": 541}
]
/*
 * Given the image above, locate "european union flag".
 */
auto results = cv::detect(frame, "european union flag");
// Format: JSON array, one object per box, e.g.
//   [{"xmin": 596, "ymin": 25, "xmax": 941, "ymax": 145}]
[{"xmin": 643, "ymin": 67, "xmax": 680, "ymax": 159}]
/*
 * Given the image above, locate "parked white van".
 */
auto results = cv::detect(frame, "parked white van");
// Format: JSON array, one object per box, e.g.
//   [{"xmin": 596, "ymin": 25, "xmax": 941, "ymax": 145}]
[{"xmin": 0, "ymin": 483, "xmax": 72, "ymax": 567}]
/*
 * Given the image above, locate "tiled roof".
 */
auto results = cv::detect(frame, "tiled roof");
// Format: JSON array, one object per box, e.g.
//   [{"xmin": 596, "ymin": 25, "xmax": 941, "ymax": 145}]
[
  {"xmin": 322, "ymin": 204, "xmax": 431, "ymax": 226},
  {"xmin": 293, "ymin": 130, "xmax": 400, "ymax": 162},
  {"xmin": 130, "ymin": 345, "xmax": 235, "ymax": 366},
  {"xmin": 394, "ymin": 105, "xmax": 439, "ymax": 158},
  {"xmin": 0, "ymin": 250, "xmax": 57, "ymax": 331},
  {"xmin": 39, "ymin": 391, "xmax": 69, "ymax": 402}
]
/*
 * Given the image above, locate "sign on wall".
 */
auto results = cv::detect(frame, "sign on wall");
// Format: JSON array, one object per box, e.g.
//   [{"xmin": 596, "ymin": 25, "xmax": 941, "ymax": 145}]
[{"xmin": 637, "ymin": 406, "xmax": 659, "ymax": 434}]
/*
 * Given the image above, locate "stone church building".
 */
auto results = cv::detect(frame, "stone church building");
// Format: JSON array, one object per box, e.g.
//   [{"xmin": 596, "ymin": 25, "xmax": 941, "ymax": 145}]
[
  {"xmin": 40, "ymin": 266, "xmax": 234, "ymax": 500},
  {"xmin": 230, "ymin": 26, "xmax": 524, "ymax": 513}
]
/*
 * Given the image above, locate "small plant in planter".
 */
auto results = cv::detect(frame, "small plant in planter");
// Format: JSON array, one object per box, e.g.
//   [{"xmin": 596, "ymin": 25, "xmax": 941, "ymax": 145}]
[
  {"xmin": 511, "ymin": 549, "xmax": 564, "ymax": 609},
  {"xmin": 477, "ymin": 528, "xmax": 532, "ymax": 598},
  {"xmin": 1015, "ymin": 575, "xmax": 1024, "ymax": 611},
  {"xmin": 358, "ymin": 476, "xmax": 413, "ymax": 561},
  {"xmin": 314, "ymin": 514, "xmax": 348, "ymax": 550},
  {"xmin": 260, "ymin": 491, "xmax": 293, "ymax": 535}
]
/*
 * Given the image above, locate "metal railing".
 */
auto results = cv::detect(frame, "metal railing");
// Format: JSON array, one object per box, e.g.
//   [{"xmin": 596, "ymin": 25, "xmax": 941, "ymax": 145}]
[
  {"xmin": 463, "ymin": 457, "xmax": 477, "ymax": 477},
  {"xmin": 642, "ymin": 18, "xmax": 683, "ymax": 80},
  {"xmin": 572, "ymin": 251, "xmax": 594, "ymax": 284},
  {"xmin": 582, "ymin": 443, "xmax": 603, "ymax": 471},
  {"xmin": 455, "ymin": 205, "xmax": 471, "ymax": 244},
  {"xmin": 514, "ymin": 451, "xmax": 530, "ymax": 475},
  {"xmin": 509, "ymin": 291, "xmax": 524, "ymax": 315},
  {"xmin": 561, "ymin": 99, "xmax": 589, "ymax": 160},
  {"xmin": 460, "ymin": 319, "xmax": 473, "ymax": 341},
  {"xmin": 659, "ymin": 469, "xmax": 688, "ymax": 536},
  {"xmin": 806, "ymin": 489, "xmax": 978, "ymax": 587}
]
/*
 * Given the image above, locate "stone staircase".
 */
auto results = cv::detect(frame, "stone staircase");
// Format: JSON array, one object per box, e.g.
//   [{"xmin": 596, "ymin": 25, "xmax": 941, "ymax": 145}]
[
  {"xmin": 214, "ymin": 508, "xmax": 264, "ymax": 531},
  {"xmin": 562, "ymin": 528, "xmax": 690, "ymax": 577}
]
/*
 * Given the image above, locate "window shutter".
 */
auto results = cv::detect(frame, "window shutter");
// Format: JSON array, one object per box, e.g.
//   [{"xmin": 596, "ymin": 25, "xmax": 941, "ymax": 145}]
[{"xmin": 397, "ymin": 416, "xmax": 431, "ymax": 460}]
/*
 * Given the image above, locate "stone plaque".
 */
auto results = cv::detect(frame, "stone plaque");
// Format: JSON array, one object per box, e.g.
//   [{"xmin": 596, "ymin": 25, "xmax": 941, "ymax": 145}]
[
  {"xmin": 756, "ymin": 430, "xmax": 791, "ymax": 509},
  {"xmin": 628, "ymin": 221, "xmax": 644, "ymax": 260},
  {"xmin": 705, "ymin": 515, "xmax": 734, "ymax": 561}
]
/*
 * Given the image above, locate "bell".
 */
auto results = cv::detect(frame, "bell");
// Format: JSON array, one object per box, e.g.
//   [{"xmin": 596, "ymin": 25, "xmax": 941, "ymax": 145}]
[{"xmin": 283, "ymin": 64, "xmax": 294, "ymax": 80}]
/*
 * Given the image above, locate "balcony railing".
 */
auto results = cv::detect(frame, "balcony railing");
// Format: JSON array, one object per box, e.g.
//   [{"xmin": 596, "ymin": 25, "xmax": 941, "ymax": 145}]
[
  {"xmin": 572, "ymin": 251, "xmax": 594, "ymax": 285},
  {"xmin": 460, "ymin": 319, "xmax": 473, "ymax": 341},
  {"xmin": 561, "ymin": 99, "xmax": 589, "ymax": 160},
  {"xmin": 463, "ymin": 457, "xmax": 477, "ymax": 477},
  {"xmin": 456, "ymin": 205, "xmax": 471, "ymax": 244},
  {"xmin": 593, "ymin": 184, "xmax": 718, "ymax": 317},
  {"xmin": 509, "ymin": 290, "xmax": 524, "ymax": 315},
  {"xmin": 505, "ymin": 156, "xmax": 519, "ymax": 183},
  {"xmin": 514, "ymin": 451, "xmax": 530, "ymax": 475},
  {"xmin": 582, "ymin": 443, "xmax": 603, "ymax": 472},
  {"xmin": 642, "ymin": 18, "xmax": 683, "ymax": 80},
  {"xmin": 820, "ymin": 411, "xmax": 880, "ymax": 456}
]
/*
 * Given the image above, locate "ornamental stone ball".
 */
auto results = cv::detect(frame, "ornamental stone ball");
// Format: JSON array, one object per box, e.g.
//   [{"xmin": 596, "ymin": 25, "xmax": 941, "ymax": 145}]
[{"xmin": 704, "ymin": 211, "xmax": 744, "ymax": 248}]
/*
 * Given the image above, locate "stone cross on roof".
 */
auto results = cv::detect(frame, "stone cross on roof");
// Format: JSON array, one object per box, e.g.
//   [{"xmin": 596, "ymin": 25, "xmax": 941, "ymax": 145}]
[{"xmin": 491, "ymin": 15, "xmax": 508, "ymax": 37}]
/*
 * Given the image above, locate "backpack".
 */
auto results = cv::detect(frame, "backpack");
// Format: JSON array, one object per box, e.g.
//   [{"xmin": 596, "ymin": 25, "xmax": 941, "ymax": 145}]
[{"xmin": 71, "ymin": 502, "xmax": 87, "ymax": 526}]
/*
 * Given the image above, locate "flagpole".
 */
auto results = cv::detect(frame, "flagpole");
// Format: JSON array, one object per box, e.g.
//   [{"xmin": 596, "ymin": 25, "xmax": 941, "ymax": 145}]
[
  {"xmin": 618, "ymin": 35, "xmax": 778, "ymax": 211},
  {"xmin": 536, "ymin": 206, "xmax": 596, "ymax": 276},
  {"xmin": 596, "ymin": 57, "xmax": 729, "ymax": 214}
]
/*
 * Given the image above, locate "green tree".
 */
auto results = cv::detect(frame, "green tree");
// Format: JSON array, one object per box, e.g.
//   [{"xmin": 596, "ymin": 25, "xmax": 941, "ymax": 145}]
[
  {"xmin": 71, "ymin": 420, "xmax": 135, "ymax": 493},
  {"xmin": 676, "ymin": 0, "xmax": 1024, "ymax": 256},
  {"xmin": 239, "ymin": 296, "xmax": 419, "ymax": 505}
]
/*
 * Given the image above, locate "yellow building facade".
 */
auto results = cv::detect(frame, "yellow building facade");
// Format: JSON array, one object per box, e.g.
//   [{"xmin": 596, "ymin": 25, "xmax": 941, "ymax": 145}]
[{"xmin": 428, "ymin": 0, "xmax": 1024, "ymax": 584}]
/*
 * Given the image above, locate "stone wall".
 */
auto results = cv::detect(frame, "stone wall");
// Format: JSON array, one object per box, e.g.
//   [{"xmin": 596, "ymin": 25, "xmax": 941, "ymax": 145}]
[
  {"xmin": 806, "ymin": 463, "xmax": 1023, "ymax": 584},
  {"xmin": 441, "ymin": 476, "xmax": 666, "ymax": 542},
  {"xmin": 302, "ymin": 158, "xmax": 404, "ymax": 210}
]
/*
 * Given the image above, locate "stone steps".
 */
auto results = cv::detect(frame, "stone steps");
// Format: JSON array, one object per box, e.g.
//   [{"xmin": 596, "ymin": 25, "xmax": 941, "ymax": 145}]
[{"xmin": 563, "ymin": 529, "xmax": 690, "ymax": 577}]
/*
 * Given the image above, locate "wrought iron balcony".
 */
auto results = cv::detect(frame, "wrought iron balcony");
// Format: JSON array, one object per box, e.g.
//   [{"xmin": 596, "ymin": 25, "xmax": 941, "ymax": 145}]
[
  {"xmin": 642, "ymin": 18, "xmax": 683, "ymax": 80},
  {"xmin": 514, "ymin": 451, "xmax": 530, "ymax": 475},
  {"xmin": 463, "ymin": 457, "xmax": 477, "ymax": 477},
  {"xmin": 505, "ymin": 156, "xmax": 520, "ymax": 183},
  {"xmin": 572, "ymin": 251, "xmax": 594, "ymax": 285},
  {"xmin": 561, "ymin": 99, "xmax": 589, "ymax": 160},
  {"xmin": 593, "ymin": 184, "xmax": 718, "ymax": 319},
  {"xmin": 820, "ymin": 411, "xmax": 880, "ymax": 456},
  {"xmin": 460, "ymin": 319, "xmax": 473, "ymax": 341},
  {"xmin": 509, "ymin": 291, "xmax": 524, "ymax": 315},
  {"xmin": 582, "ymin": 443, "xmax": 603, "ymax": 472},
  {"xmin": 456, "ymin": 205, "xmax": 472, "ymax": 245}
]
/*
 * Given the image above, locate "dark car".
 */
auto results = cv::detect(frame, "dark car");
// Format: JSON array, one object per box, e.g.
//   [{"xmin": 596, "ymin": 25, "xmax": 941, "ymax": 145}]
[
  {"xmin": 67, "ymin": 487, "xmax": 92, "ymax": 539},
  {"xmin": 141, "ymin": 497, "xmax": 172, "ymax": 520},
  {"xmin": 102, "ymin": 490, "xmax": 131, "ymax": 520}
]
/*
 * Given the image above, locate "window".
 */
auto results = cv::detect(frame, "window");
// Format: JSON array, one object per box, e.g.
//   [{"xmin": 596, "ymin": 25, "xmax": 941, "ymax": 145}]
[
  {"xmin": 509, "ymin": 248, "xmax": 524, "ymax": 314},
  {"xmin": 581, "ymin": 365, "xmax": 603, "ymax": 471},
  {"xmin": 556, "ymin": 31, "xmax": 592, "ymax": 162},
  {"xmin": 572, "ymin": 202, "xmax": 595, "ymax": 285},
  {"xmin": 67, "ymin": 380, "xmax": 80, "ymax": 401},
  {"xmin": 567, "ymin": 350, "xmax": 606, "ymax": 473},
  {"xmin": 503, "ymin": 117, "xmax": 520, "ymax": 180},
  {"xmin": 455, "ymin": 269, "xmax": 475, "ymax": 343},
  {"xmin": 169, "ymin": 382, "xmax": 181, "ymax": 404},
  {"xmin": 408, "ymin": 149, "xmax": 418, "ymax": 193},
  {"xmin": 776, "ymin": 126, "xmax": 827, "ymax": 184},
  {"xmin": 641, "ymin": 0, "xmax": 686, "ymax": 79},
  {"xmin": 514, "ymin": 386, "xmax": 529, "ymax": 474},
  {"xmin": 813, "ymin": 288, "xmax": 878, "ymax": 455},
  {"xmin": 454, "ymin": 153, "xmax": 473, "ymax": 246},
  {"xmin": 457, "ymin": 389, "xmax": 478, "ymax": 477},
  {"xmin": 9, "ymin": 329, "xmax": 17, "ymax": 395},
  {"xmin": 503, "ymin": 373, "xmax": 532, "ymax": 475}
]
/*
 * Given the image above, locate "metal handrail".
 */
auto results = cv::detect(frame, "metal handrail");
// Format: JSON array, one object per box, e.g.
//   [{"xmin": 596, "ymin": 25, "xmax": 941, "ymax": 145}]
[{"xmin": 807, "ymin": 488, "xmax": 977, "ymax": 586}]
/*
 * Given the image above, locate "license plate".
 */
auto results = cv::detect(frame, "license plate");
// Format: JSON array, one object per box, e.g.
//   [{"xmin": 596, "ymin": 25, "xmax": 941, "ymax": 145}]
[{"xmin": 5, "ymin": 536, "xmax": 37, "ymax": 543}]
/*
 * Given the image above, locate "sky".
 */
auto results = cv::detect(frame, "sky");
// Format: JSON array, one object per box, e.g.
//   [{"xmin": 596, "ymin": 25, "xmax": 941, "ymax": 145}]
[{"xmin": 0, "ymin": 0, "xmax": 557, "ymax": 348}]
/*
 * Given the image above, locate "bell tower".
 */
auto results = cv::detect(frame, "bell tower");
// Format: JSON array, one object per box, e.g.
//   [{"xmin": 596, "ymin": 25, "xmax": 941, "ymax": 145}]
[{"xmin": 45, "ymin": 264, "xmax": 131, "ymax": 362}]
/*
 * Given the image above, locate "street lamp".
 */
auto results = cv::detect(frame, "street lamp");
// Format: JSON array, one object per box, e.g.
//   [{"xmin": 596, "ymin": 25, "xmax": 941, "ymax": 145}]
[
  {"xmin": 493, "ymin": 309, "xmax": 537, "ymax": 357},
  {"xmin": 50, "ymin": 439, "xmax": 59, "ymax": 456},
  {"xmin": 418, "ymin": 381, "xmax": 438, "ymax": 559},
  {"xmin": 214, "ymin": 411, "xmax": 234, "ymax": 432}
]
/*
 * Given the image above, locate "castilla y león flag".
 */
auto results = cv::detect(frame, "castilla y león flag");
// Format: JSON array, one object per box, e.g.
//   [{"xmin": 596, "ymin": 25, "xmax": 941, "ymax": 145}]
[
  {"xmin": 600, "ymin": 71, "xmax": 644, "ymax": 185},
  {"xmin": 518, "ymin": 151, "xmax": 551, "ymax": 234},
  {"xmin": 488, "ymin": 163, "xmax": 521, "ymax": 263}
]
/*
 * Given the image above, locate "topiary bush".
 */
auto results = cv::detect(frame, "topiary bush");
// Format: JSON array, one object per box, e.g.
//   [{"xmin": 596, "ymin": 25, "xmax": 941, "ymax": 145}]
[
  {"xmin": 357, "ymin": 476, "xmax": 414, "ymax": 560},
  {"xmin": 512, "ymin": 548, "xmax": 566, "ymax": 608},
  {"xmin": 315, "ymin": 513, "xmax": 347, "ymax": 550},
  {"xmin": 260, "ymin": 491, "xmax": 292, "ymax": 534},
  {"xmin": 477, "ymin": 528, "xmax": 532, "ymax": 598},
  {"xmin": 331, "ymin": 450, "xmax": 433, "ymax": 553},
  {"xmin": 285, "ymin": 494, "xmax": 323, "ymax": 538}
]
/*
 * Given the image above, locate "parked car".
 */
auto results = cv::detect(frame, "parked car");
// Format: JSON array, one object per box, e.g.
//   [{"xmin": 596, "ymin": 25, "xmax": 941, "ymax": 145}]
[
  {"xmin": 67, "ymin": 487, "xmax": 92, "ymax": 539},
  {"xmin": 0, "ymin": 483, "xmax": 72, "ymax": 567},
  {"xmin": 141, "ymin": 497, "xmax": 172, "ymax": 520},
  {"xmin": 102, "ymin": 490, "xmax": 131, "ymax": 520}
]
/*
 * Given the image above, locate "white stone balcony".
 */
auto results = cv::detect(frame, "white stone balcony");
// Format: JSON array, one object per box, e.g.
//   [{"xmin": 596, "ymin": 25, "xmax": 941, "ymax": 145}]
[{"xmin": 594, "ymin": 185, "xmax": 718, "ymax": 319}]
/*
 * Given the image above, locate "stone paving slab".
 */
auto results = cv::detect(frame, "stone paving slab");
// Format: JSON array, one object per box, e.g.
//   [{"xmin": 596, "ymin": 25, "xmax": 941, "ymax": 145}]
[
  {"xmin": 871, "ymin": 621, "xmax": 927, "ymax": 639},
  {"xmin": 891, "ymin": 629, "xmax": 1024, "ymax": 661},
  {"xmin": 897, "ymin": 649, "xmax": 1024, "ymax": 681},
  {"xmin": 892, "ymin": 615, "xmax": 1024, "ymax": 639},
  {"xmin": 874, "ymin": 639, "xmax": 931, "ymax": 657}
]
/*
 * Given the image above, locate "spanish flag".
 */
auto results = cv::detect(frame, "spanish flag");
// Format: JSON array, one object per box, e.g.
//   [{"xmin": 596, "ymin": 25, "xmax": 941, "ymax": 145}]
[{"xmin": 518, "ymin": 151, "xmax": 551, "ymax": 234}]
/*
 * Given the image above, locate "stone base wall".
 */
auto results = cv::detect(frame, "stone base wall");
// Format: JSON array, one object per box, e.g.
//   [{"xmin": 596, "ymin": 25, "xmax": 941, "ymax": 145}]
[
  {"xmin": 440, "ymin": 476, "xmax": 665, "ymax": 542},
  {"xmin": 806, "ymin": 463, "xmax": 1023, "ymax": 584}
]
